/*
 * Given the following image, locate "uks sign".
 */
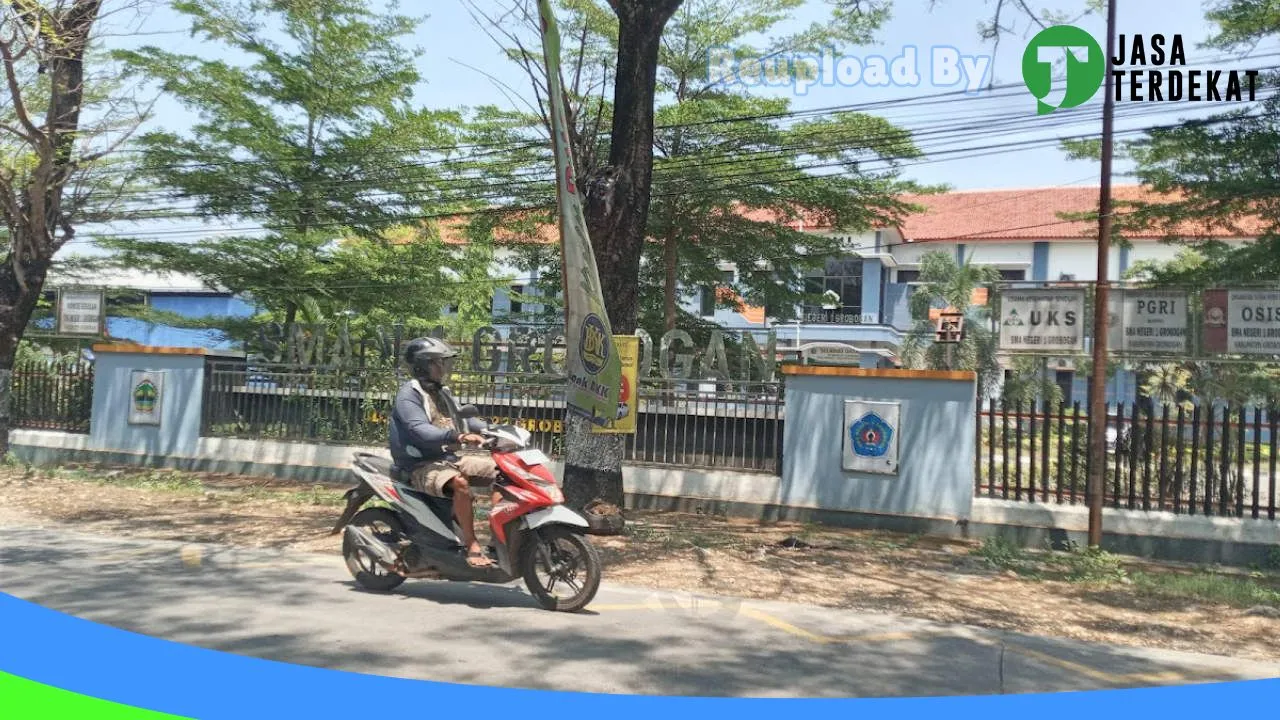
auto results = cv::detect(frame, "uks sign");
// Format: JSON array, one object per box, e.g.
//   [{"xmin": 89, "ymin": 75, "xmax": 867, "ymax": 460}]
[{"xmin": 998, "ymin": 289, "xmax": 1086, "ymax": 352}]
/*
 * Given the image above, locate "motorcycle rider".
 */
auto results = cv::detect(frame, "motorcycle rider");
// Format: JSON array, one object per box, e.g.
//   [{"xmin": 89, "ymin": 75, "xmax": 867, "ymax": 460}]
[{"xmin": 390, "ymin": 337, "xmax": 499, "ymax": 568}]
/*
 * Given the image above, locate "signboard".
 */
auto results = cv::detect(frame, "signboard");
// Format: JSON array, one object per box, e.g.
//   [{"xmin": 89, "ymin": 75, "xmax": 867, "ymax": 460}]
[
  {"xmin": 800, "ymin": 342, "xmax": 863, "ymax": 366},
  {"xmin": 55, "ymin": 289, "xmax": 104, "ymax": 336},
  {"xmin": 592, "ymin": 335, "xmax": 639, "ymax": 435},
  {"xmin": 128, "ymin": 370, "xmax": 164, "ymax": 426},
  {"xmin": 998, "ymin": 288, "xmax": 1085, "ymax": 352},
  {"xmin": 1106, "ymin": 289, "xmax": 1188, "ymax": 354},
  {"xmin": 935, "ymin": 312, "xmax": 964, "ymax": 343},
  {"xmin": 537, "ymin": 0, "xmax": 621, "ymax": 426},
  {"xmin": 1203, "ymin": 289, "xmax": 1280, "ymax": 355},
  {"xmin": 842, "ymin": 400, "xmax": 900, "ymax": 475}
]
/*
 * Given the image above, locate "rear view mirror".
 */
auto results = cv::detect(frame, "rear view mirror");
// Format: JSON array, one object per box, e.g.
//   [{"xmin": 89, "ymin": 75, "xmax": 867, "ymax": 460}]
[{"xmin": 457, "ymin": 404, "xmax": 481, "ymax": 419}]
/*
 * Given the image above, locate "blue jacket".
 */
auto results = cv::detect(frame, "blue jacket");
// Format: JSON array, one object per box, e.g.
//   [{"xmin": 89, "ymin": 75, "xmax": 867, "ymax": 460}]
[{"xmin": 388, "ymin": 380, "xmax": 486, "ymax": 470}]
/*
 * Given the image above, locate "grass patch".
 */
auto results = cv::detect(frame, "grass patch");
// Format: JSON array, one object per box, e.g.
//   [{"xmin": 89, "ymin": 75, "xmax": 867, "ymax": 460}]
[
  {"xmin": 972, "ymin": 536, "xmax": 1044, "ymax": 577},
  {"xmin": 1045, "ymin": 544, "xmax": 1129, "ymax": 584},
  {"xmin": 1130, "ymin": 570, "xmax": 1280, "ymax": 608}
]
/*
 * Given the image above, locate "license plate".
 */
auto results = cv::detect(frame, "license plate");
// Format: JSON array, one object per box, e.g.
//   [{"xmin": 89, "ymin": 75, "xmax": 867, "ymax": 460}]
[{"xmin": 516, "ymin": 448, "xmax": 550, "ymax": 466}]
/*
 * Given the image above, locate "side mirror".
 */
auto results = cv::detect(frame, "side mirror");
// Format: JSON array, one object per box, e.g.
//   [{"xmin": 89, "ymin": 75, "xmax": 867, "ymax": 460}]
[{"xmin": 457, "ymin": 404, "xmax": 481, "ymax": 419}]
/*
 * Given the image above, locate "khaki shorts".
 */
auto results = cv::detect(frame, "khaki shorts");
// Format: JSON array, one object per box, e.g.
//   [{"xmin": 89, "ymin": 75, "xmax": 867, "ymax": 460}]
[{"xmin": 409, "ymin": 453, "xmax": 500, "ymax": 498}]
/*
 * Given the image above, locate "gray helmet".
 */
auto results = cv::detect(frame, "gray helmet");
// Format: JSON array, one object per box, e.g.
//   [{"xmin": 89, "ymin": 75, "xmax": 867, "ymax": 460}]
[{"xmin": 403, "ymin": 336, "xmax": 458, "ymax": 377}]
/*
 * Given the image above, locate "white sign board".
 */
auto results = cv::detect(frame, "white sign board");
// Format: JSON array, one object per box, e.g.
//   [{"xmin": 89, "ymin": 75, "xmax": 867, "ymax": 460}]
[
  {"xmin": 128, "ymin": 370, "xmax": 165, "ymax": 426},
  {"xmin": 801, "ymin": 342, "xmax": 863, "ymax": 366},
  {"xmin": 842, "ymin": 400, "xmax": 900, "ymax": 475},
  {"xmin": 1107, "ymin": 289, "xmax": 1189, "ymax": 354},
  {"xmin": 56, "ymin": 289, "xmax": 103, "ymax": 336},
  {"xmin": 1228, "ymin": 290, "xmax": 1280, "ymax": 355},
  {"xmin": 998, "ymin": 288, "xmax": 1085, "ymax": 352}
]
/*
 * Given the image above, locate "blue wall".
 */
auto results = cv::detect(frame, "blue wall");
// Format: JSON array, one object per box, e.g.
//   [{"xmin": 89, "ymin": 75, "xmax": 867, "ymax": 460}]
[
  {"xmin": 89, "ymin": 350, "xmax": 210, "ymax": 458},
  {"xmin": 149, "ymin": 293, "xmax": 256, "ymax": 319},
  {"xmin": 781, "ymin": 370, "xmax": 977, "ymax": 520},
  {"xmin": 882, "ymin": 283, "xmax": 913, "ymax": 331}
]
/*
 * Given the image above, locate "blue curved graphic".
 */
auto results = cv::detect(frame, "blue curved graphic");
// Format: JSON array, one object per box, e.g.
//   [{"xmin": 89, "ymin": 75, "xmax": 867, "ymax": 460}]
[
  {"xmin": 849, "ymin": 412, "xmax": 893, "ymax": 457},
  {"xmin": 0, "ymin": 591, "xmax": 1277, "ymax": 719}
]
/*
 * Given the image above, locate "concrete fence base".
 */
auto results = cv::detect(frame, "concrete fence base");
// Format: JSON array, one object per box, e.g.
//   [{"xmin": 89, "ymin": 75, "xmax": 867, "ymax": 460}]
[{"xmin": 8, "ymin": 428, "xmax": 1278, "ymax": 568}]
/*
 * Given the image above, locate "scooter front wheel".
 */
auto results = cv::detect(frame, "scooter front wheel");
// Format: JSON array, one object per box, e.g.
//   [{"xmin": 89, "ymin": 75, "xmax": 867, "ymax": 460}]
[{"xmin": 520, "ymin": 525, "xmax": 602, "ymax": 612}]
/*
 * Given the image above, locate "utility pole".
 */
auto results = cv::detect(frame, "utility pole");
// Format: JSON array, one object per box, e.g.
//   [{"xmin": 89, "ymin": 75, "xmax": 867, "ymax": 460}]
[{"xmin": 1087, "ymin": 0, "xmax": 1118, "ymax": 548}]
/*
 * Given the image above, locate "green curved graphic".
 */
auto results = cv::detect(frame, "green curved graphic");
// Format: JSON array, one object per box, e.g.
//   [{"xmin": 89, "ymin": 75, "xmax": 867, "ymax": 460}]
[
  {"xmin": 1022, "ymin": 25, "xmax": 1105, "ymax": 114},
  {"xmin": 0, "ymin": 671, "xmax": 190, "ymax": 719}
]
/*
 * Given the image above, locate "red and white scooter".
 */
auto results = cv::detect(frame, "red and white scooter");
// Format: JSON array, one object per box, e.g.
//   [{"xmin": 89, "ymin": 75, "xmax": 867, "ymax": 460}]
[{"xmin": 330, "ymin": 405, "xmax": 604, "ymax": 612}]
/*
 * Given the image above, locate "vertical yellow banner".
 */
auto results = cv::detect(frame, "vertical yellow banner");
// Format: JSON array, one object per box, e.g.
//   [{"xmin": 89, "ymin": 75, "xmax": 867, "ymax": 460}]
[
  {"xmin": 592, "ymin": 335, "xmax": 639, "ymax": 434},
  {"xmin": 536, "ymin": 0, "xmax": 622, "ymax": 426}
]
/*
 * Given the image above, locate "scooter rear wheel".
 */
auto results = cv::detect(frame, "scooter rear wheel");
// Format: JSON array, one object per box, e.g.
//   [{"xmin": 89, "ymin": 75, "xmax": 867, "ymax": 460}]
[
  {"xmin": 520, "ymin": 525, "xmax": 602, "ymax": 612},
  {"xmin": 343, "ymin": 507, "xmax": 407, "ymax": 592}
]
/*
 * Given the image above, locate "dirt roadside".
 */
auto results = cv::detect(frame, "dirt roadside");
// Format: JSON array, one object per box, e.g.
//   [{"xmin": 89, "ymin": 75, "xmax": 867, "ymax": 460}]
[{"xmin": 1, "ymin": 462, "xmax": 1278, "ymax": 662}]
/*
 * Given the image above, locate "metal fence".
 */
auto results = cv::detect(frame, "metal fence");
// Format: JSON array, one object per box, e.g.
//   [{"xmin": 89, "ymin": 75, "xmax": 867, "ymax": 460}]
[
  {"xmin": 11, "ymin": 359, "xmax": 94, "ymax": 433},
  {"xmin": 201, "ymin": 362, "xmax": 784, "ymax": 474},
  {"xmin": 977, "ymin": 400, "xmax": 1278, "ymax": 521}
]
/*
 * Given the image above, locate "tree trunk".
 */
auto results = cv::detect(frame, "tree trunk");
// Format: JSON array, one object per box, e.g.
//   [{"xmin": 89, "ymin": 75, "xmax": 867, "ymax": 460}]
[
  {"xmin": 663, "ymin": 233, "xmax": 678, "ymax": 331},
  {"xmin": 0, "ymin": 256, "xmax": 52, "ymax": 457},
  {"xmin": 561, "ymin": 0, "xmax": 683, "ymax": 511}
]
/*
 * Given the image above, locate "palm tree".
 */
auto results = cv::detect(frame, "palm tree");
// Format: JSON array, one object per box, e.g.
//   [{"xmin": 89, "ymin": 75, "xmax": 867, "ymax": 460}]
[{"xmin": 898, "ymin": 251, "xmax": 1003, "ymax": 399}]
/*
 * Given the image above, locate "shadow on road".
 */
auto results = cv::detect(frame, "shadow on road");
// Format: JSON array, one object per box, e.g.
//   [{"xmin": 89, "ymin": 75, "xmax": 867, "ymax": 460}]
[{"xmin": 0, "ymin": 529, "xmax": 1270, "ymax": 698}]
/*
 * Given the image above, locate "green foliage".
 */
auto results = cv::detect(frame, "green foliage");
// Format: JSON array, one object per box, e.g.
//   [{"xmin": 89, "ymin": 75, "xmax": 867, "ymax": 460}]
[
  {"xmin": 973, "ymin": 536, "xmax": 1029, "ymax": 573},
  {"xmin": 1104, "ymin": 3, "xmax": 1280, "ymax": 291},
  {"xmin": 1267, "ymin": 546, "xmax": 1280, "ymax": 571},
  {"xmin": 1130, "ymin": 569, "xmax": 1280, "ymax": 608},
  {"xmin": 101, "ymin": 0, "xmax": 486, "ymax": 328},
  {"xmin": 470, "ymin": 0, "xmax": 927, "ymax": 326},
  {"xmin": 898, "ymin": 251, "xmax": 1003, "ymax": 398},
  {"xmin": 1049, "ymin": 543, "xmax": 1129, "ymax": 584}
]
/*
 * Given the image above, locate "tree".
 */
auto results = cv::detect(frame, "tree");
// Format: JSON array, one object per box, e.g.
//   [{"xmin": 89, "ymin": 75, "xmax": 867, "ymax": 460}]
[
  {"xmin": 897, "ymin": 251, "xmax": 1004, "ymax": 400},
  {"xmin": 469, "ymin": 0, "xmax": 921, "ymax": 508},
  {"xmin": 0, "ymin": 0, "xmax": 150, "ymax": 453},
  {"xmin": 99, "ymin": 0, "xmax": 483, "ymax": 332}
]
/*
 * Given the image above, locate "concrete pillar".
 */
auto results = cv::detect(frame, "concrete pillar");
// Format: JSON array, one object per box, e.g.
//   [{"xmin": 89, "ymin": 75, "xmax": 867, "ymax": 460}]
[{"xmin": 88, "ymin": 344, "xmax": 239, "ymax": 460}]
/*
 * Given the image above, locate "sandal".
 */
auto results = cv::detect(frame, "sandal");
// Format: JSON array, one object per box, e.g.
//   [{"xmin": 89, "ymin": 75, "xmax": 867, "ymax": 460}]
[{"xmin": 466, "ymin": 550, "xmax": 494, "ymax": 568}]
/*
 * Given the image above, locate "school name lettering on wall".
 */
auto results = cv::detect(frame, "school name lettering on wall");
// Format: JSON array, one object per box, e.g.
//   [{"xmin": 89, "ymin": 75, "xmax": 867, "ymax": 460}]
[{"xmin": 252, "ymin": 322, "xmax": 779, "ymax": 382}]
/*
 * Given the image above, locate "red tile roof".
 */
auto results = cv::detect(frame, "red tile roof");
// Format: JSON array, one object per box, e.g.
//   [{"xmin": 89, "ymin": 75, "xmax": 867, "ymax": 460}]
[
  {"xmin": 893, "ymin": 185, "xmax": 1267, "ymax": 242},
  {"xmin": 423, "ymin": 185, "xmax": 1265, "ymax": 246}
]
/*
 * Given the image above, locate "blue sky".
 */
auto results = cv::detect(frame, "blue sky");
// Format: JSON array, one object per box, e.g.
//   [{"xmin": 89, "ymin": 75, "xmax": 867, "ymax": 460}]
[{"xmin": 75, "ymin": 0, "xmax": 1276, "ymax": 258}]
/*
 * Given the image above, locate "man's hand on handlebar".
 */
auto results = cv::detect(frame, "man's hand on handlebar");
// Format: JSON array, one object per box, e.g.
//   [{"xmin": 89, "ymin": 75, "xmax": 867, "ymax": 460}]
[{"xmin": 457, "ymin": 433, "xmax": 486, "ymax": 446}]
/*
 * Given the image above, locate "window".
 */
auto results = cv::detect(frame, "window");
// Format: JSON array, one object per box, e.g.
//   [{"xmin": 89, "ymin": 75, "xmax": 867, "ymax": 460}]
[
  {"xmin": 802, "ymin": 257, "xmax": 863, "ymax": 324},
  {"xmin": 700, "ymin": 270, "xmax": 735, "ymax": 316},
  {"xmin": 509, "ymin": 285, "xmax": 524, "ymax": 316},
  {"xmin": 999, "ymin": 269, "xmax": 1026, "ymax": 281},
  {"xmin": 896, "ymin": 269, "xmax": 920, "ymax": 283},
  {"xmin": 1055, "ymin": 370, "xmax": 1074, "ymax": 406}
]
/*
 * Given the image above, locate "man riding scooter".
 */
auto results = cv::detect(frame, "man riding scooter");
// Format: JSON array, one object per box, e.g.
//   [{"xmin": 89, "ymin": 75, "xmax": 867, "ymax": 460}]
[{"xmin": 389, "ymin": 337, "xmax": 500, "ymax": 568}]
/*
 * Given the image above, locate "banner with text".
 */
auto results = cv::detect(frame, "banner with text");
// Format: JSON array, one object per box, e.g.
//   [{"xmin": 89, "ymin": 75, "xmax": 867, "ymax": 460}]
[
  {"xmin": 1203, "ymin": 289, "xmax": 1280, "ymax": 355},
  {"xmin": 591, "ymin": 336, "xmax": 639, "ymax": 435},
  {"xmin": 1107, "ymin": 289, "xmax": 1189, "ymax": 354},
  {"xmin": 998, "ymin": 288, "xmax": 1086, "ymax": 352},
  {"xmin": 537, "ymin": 0, "xmax": 621, "ymax": 425}
]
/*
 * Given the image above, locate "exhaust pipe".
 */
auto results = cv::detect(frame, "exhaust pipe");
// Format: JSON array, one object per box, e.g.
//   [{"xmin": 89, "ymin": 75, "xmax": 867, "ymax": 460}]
[{"xmin": 344, "ymin": 525, "xmax": 399, "ymax": 567}]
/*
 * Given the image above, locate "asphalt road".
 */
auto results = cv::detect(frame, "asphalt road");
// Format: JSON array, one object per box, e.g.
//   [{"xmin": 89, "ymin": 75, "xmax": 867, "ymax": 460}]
[{"xmin": 1, "ymin": 522, "xmax": 1277, "ymax": 698}]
